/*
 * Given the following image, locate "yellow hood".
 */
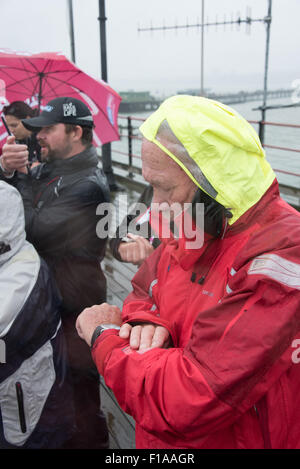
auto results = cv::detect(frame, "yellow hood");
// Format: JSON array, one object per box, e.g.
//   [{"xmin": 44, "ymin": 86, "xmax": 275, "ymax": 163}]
[{"xmin": 140, "ymin": 95, "xmax": 275, "ymax": 224}]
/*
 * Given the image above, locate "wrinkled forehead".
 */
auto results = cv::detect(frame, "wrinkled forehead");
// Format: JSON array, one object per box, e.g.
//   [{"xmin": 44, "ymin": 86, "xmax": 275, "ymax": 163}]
[
  {"xmin": 141, "ymin": 120, "xmax": 217, "ymax": 199},
  {"xmin": 141, "ymin": 137, "xmax": 193, "ymax": 191},
  {"xmin": 141, "ymin": 137, "xmax": 179, "ymax": 170}
]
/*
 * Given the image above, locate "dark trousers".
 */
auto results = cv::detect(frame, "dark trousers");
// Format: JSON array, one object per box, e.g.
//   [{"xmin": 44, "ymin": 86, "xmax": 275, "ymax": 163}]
[
  {"xmin": 61, "ymin": 312, "xmax": 109, "ymax": 449},
  {"xmin": 51, "ymin": 260, "xmax": 109, "ymax": 449}
]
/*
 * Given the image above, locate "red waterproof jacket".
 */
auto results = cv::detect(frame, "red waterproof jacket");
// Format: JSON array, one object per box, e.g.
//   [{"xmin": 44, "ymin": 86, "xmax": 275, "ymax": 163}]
[{"xmin": 92, "ymin": 181, "xmax": 300, "ymax": 449}]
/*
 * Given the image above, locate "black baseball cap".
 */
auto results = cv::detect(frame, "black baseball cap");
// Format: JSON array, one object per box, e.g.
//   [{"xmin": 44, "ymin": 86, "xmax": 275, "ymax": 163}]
[{"xmin": 22, "ymin": 97, "xmax": 94, "ymax": 131}]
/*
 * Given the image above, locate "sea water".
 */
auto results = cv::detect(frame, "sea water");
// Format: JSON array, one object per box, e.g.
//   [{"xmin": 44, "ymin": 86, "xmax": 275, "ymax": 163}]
[{"xmin": 112, "ymin": 96, "xmax": 300, "ymax": 190}]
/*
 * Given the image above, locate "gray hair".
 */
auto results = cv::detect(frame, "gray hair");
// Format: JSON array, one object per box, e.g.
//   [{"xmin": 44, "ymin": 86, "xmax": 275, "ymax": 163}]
[{"xmin": 155, "ymin": 119, "xmax": 217, "ymax": 199}]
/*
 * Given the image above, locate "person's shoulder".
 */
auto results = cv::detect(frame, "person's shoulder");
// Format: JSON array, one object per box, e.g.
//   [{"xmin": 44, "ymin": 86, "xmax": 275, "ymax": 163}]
[
  {"xmin": 234, "ymin": 199, "xmax": 300, "ymax": 270},
  {"xmin": 70, "ymin": 173, "xmax": 110, "ymax": 204},
  {"xmin": 257, "ymin": 199, "xmax": 300, "ymax": 247}
]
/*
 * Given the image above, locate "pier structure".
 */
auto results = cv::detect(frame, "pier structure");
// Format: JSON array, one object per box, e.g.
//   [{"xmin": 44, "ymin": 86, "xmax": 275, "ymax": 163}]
[{"xmin": 119, "ymin": 88, "xmax": 293, "ymax": 113}]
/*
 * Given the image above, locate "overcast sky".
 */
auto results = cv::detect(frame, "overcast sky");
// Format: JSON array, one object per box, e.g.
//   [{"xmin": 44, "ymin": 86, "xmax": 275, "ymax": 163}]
[{"xmin": 0, "ymin": 0, "xmax": 299, "ymax": 97}]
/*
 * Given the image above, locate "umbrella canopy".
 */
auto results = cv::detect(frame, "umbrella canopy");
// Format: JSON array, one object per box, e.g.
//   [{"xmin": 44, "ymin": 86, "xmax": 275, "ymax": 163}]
[{"xmin": 0, "ymin": 49, "xmax": 121, "ymax": 146}]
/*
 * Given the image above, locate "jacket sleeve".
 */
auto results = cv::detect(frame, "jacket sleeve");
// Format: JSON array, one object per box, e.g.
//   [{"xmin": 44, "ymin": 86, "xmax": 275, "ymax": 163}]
[
  {"xmin": 0, "ymin": 251, "xmax": 62, "ymax": 381},
  {"xmin": 120, "ymin": 243, "xmax": 177, "ymax": 341},
  {"xmin": 0, "ymin": 167, "xmax": 18, "ymax": 183},
  {"xmin": 92, "ymin": 247, "xmax": 300, "ymax": 438},
  {"xmin": 109, "ymin": 184, "xmax": 159, "ymax": 261},
  {"xmin": 109, "ymin": 212, "xmax": 140, "ymax": 261}
]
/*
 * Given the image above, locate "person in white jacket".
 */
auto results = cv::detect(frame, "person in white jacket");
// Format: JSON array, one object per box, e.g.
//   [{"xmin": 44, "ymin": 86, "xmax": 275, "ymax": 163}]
[{"xmin": 0, "ymin": 181, "xmax": 74, "ymax": 449}]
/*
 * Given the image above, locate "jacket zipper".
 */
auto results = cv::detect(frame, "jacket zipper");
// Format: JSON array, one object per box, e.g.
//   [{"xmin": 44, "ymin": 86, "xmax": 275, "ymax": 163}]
[
  {"xmin": 254, "ymin": 397, "xmax": 272, "ymax": 449},
  {"xmin": 15, "ymin": 382, "xmax": 27, "ymax": 433}
]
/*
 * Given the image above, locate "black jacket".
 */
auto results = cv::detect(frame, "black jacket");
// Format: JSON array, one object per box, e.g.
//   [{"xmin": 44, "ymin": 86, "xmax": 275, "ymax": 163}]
[
  {"xmin": 7, "ymin": 146, "xmax": 110, "ymax": 314},
  {"xmin": 109, "ymin": 184, "xmax": 160, "ymax": 261}
]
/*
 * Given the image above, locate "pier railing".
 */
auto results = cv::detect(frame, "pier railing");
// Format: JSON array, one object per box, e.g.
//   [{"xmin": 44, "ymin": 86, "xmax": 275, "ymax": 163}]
[
  {"xmin": 109, "ymin": 115, "xmax": 300, "ymax": 208},
  {"xmin": 249, "ymin": 120, "xmax": 300, "ymax": 173}
]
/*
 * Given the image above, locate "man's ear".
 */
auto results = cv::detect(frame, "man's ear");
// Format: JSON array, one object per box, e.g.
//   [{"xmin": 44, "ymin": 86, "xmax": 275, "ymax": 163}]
[{"xmin": 73, "ymin": 125, "xmax": 83, "ymax": 141}]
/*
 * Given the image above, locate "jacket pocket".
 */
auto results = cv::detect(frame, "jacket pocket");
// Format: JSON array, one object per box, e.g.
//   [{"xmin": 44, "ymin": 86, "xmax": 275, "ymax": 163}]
[{"xmin": 0, "ymin": 340, "xmax": 55, "ymax": 446}]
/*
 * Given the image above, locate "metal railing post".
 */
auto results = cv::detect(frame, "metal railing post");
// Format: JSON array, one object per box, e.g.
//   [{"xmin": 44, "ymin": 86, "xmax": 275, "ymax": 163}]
[
  {"xmin": 260, "ymin": 0, "xmax": 272, "ymax": 147},
  {"xmin": 127, "ymin": 116, "xmax": 133, "ymax": 178},
  {"xmin": 259, "ymin": 115, "xmax": 265, "ymax": 145},
  {"xmin": 98, "ymin": 0, "xmax": 118, "ymax": 191}
]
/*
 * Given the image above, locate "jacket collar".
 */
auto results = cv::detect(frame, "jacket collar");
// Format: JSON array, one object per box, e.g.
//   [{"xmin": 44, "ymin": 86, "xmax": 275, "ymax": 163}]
[
  {"xmin": 165, "ymin": 179, "xmax": 281, "ymax": 273},
  {"xmin": 225, "ymin": 179, "xmax": 280, "ymax": 237}
]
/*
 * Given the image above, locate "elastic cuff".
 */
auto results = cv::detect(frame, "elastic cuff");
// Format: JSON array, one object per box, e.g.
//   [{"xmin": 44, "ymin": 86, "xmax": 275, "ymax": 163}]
[{"xmin": 91, "ymin": 329, "xmax": 128, "ymax": 375}]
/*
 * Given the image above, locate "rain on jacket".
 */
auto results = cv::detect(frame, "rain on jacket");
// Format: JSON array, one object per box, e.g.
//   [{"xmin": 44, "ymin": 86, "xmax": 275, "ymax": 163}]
[
  {"xmin": 2, "ymin": 145, "xmax": 110, "ymax": 314},
  {"xmin": 91, "ymin": 96, "xmax": 300, "ymax": 449},
  {"xmin": 0, "ymin": 182, "xmax": 74, "ymax": 449}
]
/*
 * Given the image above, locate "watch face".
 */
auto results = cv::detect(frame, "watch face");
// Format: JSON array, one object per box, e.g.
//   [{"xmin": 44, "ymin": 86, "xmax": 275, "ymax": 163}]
[{"xmin": 101, "ymin": 324, "xmax": 121, "ymax": 331}]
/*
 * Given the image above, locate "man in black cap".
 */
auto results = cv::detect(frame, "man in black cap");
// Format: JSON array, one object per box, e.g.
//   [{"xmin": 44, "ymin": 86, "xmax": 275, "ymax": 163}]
[{"xmin": 0, "ymin": 97, "xmax": 111, "ymax": 449}]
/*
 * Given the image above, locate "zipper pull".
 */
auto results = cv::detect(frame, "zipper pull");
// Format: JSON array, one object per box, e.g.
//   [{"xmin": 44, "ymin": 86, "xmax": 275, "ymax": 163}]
[{"xmin": 190, "ymin": 272, "xmax": 196, "ymax": 283}]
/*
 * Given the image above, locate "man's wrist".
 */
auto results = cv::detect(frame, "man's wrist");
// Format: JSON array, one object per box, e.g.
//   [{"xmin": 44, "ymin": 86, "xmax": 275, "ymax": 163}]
[
  {"xmin": 90, "ymin": 324, "xmax": 121, "ymax": 348},
  {"xmin": 0, "ymin": 157, "xmax": 15, "ymax": 178}
]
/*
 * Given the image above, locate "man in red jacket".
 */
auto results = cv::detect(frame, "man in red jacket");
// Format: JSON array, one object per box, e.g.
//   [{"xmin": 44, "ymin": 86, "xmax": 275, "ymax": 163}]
[{"xmin": 76, "ymin": 95, "xmax": 300, "ymax": 449}]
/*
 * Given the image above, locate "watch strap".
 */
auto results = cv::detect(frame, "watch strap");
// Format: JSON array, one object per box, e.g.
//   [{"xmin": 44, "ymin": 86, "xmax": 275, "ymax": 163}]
[{"xmin": 90, "ymin": 324, "xmax": 121, "ymax": 348}]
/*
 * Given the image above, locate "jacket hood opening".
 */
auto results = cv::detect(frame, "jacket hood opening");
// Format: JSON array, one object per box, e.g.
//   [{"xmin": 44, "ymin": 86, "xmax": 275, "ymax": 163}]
[{"xmin": 140, "ymin": 95, "xmax": 276, "ymax": 225}]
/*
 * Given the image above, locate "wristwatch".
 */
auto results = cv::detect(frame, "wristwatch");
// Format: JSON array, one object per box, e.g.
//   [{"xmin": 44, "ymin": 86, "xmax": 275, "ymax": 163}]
[{"xmin": 90, "ymin": 324, "xmax": 121, "ymax": 348}]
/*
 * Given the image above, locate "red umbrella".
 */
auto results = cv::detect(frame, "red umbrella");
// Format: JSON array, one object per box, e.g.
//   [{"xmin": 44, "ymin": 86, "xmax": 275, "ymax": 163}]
[{"xmin": 0, "ymin": 49, "xmax": 121, "ymax": 146}]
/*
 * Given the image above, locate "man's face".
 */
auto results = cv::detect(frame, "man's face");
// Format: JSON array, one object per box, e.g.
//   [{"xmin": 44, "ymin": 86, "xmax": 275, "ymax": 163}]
[
  {"xmin": 141, "ymin": 138, "xmax": 197, "ymax": 211},
  {"xmin": 36, "ymin": 123, "xmax": 74, "ymax": 162},
  {"xmin": 5, "ymin": 115, "xmax": 31, "ymax": 141}
]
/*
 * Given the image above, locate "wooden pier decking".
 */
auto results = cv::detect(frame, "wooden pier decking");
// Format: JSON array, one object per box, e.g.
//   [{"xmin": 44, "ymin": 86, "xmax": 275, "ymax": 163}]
[
  {"xmin": 99, "ymin": 184, "xmax": 140, "ymax": 449},
  {"xmin": 100, "ymin": 254, "xmax": 137, "ymax": 448}
]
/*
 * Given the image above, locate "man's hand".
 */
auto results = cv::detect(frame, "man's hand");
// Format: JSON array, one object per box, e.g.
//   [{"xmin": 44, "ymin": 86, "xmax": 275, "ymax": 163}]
[
  {"xmin": 1, "ymin": 136, "xmax": 29, "ymax": 174},
  {"xmin": 76, "ymin": 303, "xmax": 122, "ymax": 346},
  {"xmin": 118, "ymin": 233, "xmax": 154, "ymax": 266},
  {"xmin": 119, "ymin": 322, "xmax": 170, "ymax": 352}
]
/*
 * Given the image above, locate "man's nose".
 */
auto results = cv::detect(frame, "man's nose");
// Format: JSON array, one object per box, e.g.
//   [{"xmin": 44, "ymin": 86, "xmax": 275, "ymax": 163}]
[{"xmin": 36, "ymin": 129, "xmax": 44, "ymax": 139}]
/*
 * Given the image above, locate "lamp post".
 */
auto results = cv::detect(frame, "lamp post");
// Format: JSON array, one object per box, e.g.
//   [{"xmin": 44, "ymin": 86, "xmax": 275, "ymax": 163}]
[
  {"xmin": 259, "ymin": 0, "xmax": 272, "ymax": 145},
  {"xmin": 201, "ymin": 0, "xmax": 204, "ymax": 96},
  {"xmin": 98, "ymin": 0, "xmax": 118, "ymax": 191},
  {"xmin": 68, "ymin": 0, "xmax": 76, "ymax": 63}
]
